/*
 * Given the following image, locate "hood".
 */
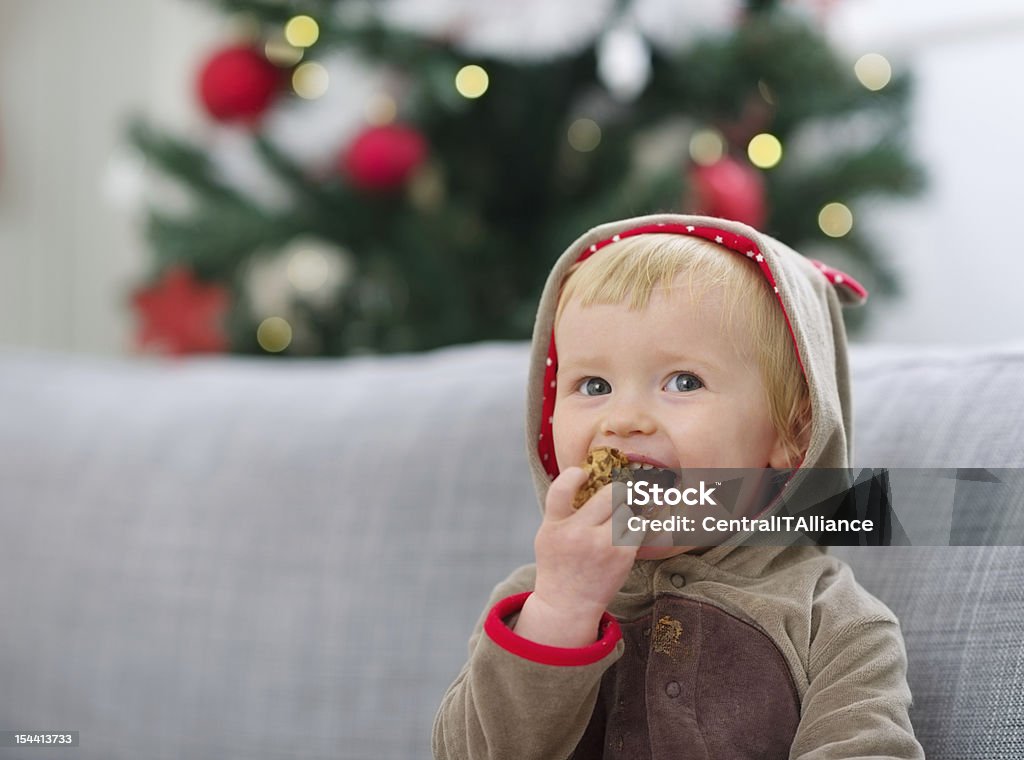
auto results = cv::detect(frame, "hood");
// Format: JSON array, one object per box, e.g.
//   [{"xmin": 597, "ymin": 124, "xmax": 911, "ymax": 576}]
[{"xmin": 524, "ymin": 213, "xmax": 866, "ymax": 569}]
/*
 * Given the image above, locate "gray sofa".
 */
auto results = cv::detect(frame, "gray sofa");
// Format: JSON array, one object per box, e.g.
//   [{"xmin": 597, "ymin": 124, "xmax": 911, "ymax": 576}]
[{"xmin": 1, "ymin": 341, "xmax": 1022, "ymax": 760}]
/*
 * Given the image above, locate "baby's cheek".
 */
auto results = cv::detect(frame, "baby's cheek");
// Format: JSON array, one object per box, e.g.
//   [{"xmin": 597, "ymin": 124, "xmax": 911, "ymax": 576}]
[{"xmin": 550, "ymin": 405, "xmax": 573, "ymax": 472}]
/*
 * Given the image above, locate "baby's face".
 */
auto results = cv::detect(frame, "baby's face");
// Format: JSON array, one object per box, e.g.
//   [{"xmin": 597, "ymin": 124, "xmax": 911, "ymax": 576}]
[{"xmin": 552, "ymin": 273, "xmax": 788, "ymax": 558}]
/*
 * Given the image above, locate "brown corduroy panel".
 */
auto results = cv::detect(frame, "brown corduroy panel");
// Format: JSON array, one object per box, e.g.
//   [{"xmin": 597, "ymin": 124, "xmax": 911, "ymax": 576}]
[{"xmin": 571, "ymin": 595, "xmax": 799, "ymax": 759}]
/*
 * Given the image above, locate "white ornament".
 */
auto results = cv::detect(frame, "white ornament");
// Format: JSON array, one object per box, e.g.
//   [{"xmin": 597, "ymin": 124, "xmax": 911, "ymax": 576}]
[
  {"xmin": 631, "ymin": 0, "xmax": 741, "ymax": 51},
  {"xmin": 107, "ymin": 146, "xmax": 193, "ymax": 218},
  {"xmin": 597, "ymin": 22, "xmax": 651, "ymax": 101},
  {"xmin": 100, "ymin": 146, "xmax": 148, "ymax": 213},
  {"xmin": 381, "ymin": 0, "xmax": 617, "ymax": 61},
  {"xmin": 246, "ymin": 236, "xmax": 354, "ymax": 321}
]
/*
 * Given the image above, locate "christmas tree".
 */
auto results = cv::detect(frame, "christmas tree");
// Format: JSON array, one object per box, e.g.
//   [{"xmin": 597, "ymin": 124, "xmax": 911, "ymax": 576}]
[{"xmin": 128, "ymin": 0, "xmax": 923, "ymax": 356}]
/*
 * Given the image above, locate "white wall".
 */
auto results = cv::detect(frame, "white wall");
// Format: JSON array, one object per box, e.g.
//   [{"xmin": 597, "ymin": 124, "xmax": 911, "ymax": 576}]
[
  {"xmin": 0, "ymin": 0, "xmax": 221, "ymax": 355},
  {"xmin": 829, "ymin": 0, "xmax": 1024, "ymax": 345},
  {"xmin": 0, "ymin": 0, "xmax": 1022, "ymax": 354}
]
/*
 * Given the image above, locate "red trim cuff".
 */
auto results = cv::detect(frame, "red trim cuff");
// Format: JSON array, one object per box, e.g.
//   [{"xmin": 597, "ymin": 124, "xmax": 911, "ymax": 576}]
[{"xmin": 483, "ymin": 591, "xmax": 622, "ymax": 666}]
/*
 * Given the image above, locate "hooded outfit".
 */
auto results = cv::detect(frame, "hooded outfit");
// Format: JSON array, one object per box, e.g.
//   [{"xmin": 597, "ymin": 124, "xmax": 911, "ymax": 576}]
[{"xmin": 432, "ymin": 214, "xmax": 924, "ymax": 760}]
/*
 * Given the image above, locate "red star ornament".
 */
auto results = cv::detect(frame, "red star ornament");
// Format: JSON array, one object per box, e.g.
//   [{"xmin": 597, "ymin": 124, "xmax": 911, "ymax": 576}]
[{"xmin": 131, "ymin": 266, "xmax": 230, "ymax": 355}]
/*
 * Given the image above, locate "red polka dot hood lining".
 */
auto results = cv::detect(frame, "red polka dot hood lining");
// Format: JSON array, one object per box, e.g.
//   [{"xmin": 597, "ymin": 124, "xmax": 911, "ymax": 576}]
[{"xmin": 525, "ymin": 213, "xmax": 865, "ymax": 565}]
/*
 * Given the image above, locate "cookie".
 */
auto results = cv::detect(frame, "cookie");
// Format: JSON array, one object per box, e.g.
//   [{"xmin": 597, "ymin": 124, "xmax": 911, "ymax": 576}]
[{"xmin": 572, "ymin": 446, "xmax": 632, "ymax": 509}]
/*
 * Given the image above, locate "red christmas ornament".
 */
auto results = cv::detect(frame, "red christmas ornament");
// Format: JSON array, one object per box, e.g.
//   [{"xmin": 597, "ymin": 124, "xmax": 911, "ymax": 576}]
[
  {"xmin": 342, "ymin": 124, "xmax": 427, "ymax": 192},
  {"xmin": 689, "ymin": 156, "xmax": 767, "ymax": 229},
  {"xmin": 131, "ymin": 266, "xmax": 230, "ymax": 355},
  {"xmin": 197, "ymin": 45, "xmax": 282, "ymax": 124}
]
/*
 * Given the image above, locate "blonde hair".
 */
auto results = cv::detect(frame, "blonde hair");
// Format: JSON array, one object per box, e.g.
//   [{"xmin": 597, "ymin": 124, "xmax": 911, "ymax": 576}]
[{"xmin": 554, "ymin": 234, "xmax": 811, "ymax": 467}]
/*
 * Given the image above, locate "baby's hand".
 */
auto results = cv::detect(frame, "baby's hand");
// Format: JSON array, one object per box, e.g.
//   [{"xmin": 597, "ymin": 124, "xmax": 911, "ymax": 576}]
[{"xmin": 513, "ymin": 468, "xmax": 640, "ymax": 647}]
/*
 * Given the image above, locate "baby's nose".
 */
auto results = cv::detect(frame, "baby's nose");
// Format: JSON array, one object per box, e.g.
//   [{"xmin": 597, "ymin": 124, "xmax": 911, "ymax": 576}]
[{"xmin": 600, "ymin": 400, "xmax": 657, "ymax": 437}]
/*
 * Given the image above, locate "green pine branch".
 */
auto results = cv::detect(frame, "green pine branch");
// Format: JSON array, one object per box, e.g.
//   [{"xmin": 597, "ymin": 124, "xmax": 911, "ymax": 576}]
[
  {"xmin": 128, "ymin": 119, "xmax": 255, "ymax": 209},
  {"xmin": 146, "ymin": 202, "xmax": 296, "ymax": 277}
]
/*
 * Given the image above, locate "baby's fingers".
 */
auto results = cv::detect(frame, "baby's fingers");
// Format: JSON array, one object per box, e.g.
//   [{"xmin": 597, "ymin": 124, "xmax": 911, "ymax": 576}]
[
  {"xmin": 544, "ymin": 467, "xmax": 589, "ymax": 521},
  {"xmin": 612, "ymin": 501, "xmax": 644, "ymax": 546}
]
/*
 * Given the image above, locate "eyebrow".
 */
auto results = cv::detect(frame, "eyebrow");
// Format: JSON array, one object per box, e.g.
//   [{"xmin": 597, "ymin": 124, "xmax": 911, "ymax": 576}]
[
  {"xmin": 648, "ymin": 347, "xmax": 721, "ymax": 372},
  {"xmin": 558, "ymin": 349, "xmax": 720, "ymax": 374}
]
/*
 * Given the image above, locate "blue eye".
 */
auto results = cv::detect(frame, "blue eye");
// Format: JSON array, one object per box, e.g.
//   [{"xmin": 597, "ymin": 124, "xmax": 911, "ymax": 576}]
[
  {"xmin": 665, "ymin": 372, "xmax": 703, "ymax": 393},
  {"xmin": 578, "ymin": 377, "xmax": 611, "ymax": 396}
]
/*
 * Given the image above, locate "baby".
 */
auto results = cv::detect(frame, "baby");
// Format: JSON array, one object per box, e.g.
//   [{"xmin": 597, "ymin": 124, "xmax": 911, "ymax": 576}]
[{"xmin": 433, "ymin": 214, "xmax": 924, "ymax": 759}]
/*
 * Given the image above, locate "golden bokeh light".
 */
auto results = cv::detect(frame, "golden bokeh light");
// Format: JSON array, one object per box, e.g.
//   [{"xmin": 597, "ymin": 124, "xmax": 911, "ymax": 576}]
[
  {"xmin": 264, "ymin": 36, "xmax": 304, "ymax": 67},
  {"xmin": 689, "ymin": 129, "xmax": 725, "ymax": 166},
  {"xmin": 257, "ymin": 317, "xmax": 293, "ymax": 353},
  {"xmin": 284, "ymin": 15, "xmax": 320, "ymax": 48},
  {"xmin": 292, "ymin": 62, "xmax": 329, "ymax": 99},
  {"xmin": 567, "ymin": 119, "xmax": 601, "ymax": 152},
  {"xmin": 455, "ymin": 65, "xmax": 489, "ymax": 99},
  {"xmin": 854, "ymin": 53, "xmax": 892, "ymax": 91},
  {"xmin": 747, "ymin": 133, "xmax": 783, "ymax": 169},
  {"xmin": 819, "ymin": 202, "xmax": 854, "ymax": 238}
]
